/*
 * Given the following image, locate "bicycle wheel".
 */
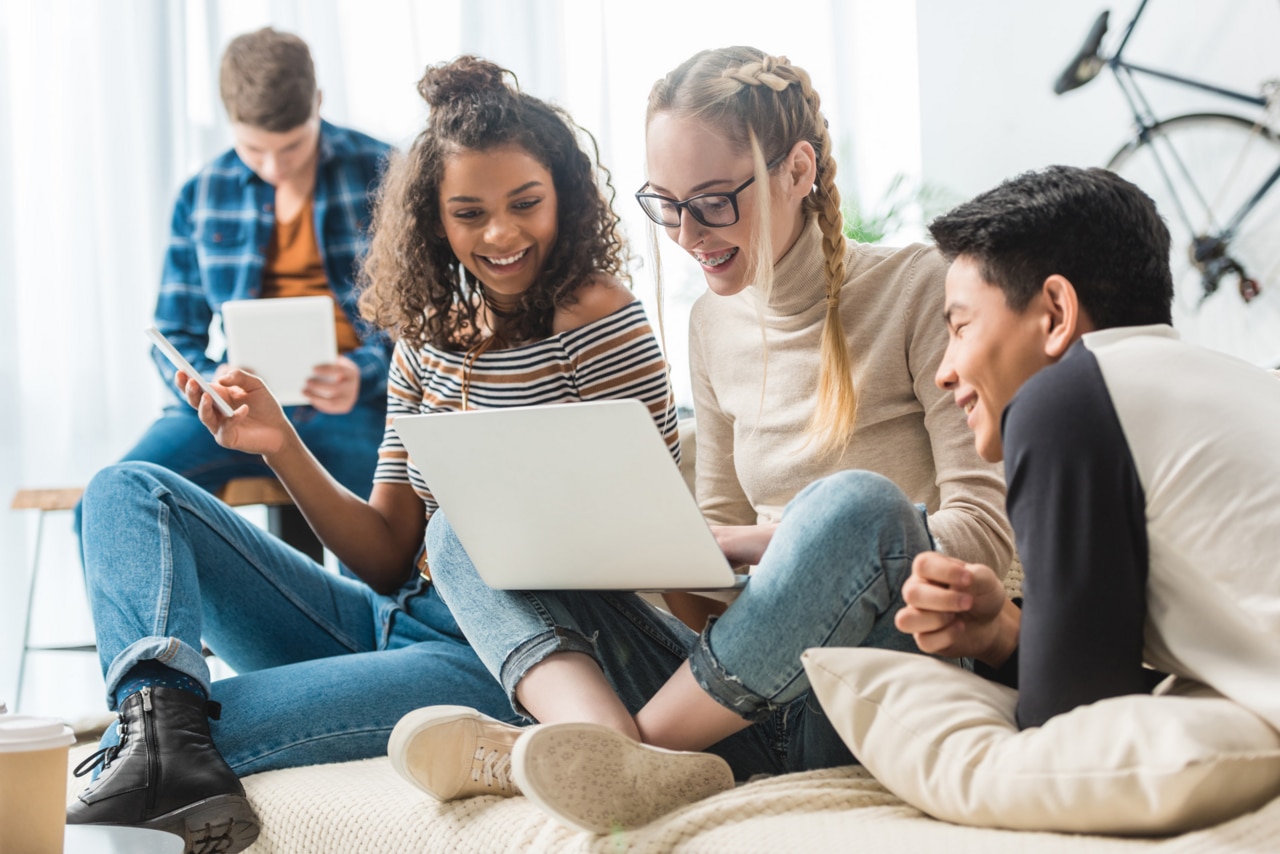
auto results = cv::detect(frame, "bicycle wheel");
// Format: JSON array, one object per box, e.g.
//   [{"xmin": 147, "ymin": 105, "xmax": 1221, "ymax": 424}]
[{"xmin": 1107, "ymin": 112, "xmax": 1280, "ymax": 367}]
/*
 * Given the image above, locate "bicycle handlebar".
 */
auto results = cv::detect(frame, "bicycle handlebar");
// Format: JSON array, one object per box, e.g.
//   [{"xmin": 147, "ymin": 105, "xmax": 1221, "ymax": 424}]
[{"xmin": 1053, "ymin": 10, "xmax": 1110, "ymax": 95}]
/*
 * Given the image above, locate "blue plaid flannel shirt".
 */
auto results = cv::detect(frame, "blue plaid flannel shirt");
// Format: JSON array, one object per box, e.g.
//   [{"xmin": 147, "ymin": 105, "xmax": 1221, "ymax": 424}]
[{"xmin": 152, "ymin": 120, "xmax": 392, "ymax": 404}]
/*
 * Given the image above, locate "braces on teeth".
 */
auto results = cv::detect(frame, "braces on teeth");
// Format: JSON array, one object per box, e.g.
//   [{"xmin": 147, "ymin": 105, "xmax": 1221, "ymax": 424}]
[{"xmin": 700, "ymin": 249, "xmax": 735, "ymax": 267}]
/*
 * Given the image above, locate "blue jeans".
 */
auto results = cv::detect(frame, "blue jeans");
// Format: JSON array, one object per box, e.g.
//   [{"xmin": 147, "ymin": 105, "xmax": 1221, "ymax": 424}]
[
  {"xmin": 85, "ymin": 402, "xmax": 385, "ymax": 578},
  {"xmin": 79, "ymin": 461, "xmax": 514, "ymax": 777},
  {"xmin": 119, "ymin": 402, "xmax": 384, "ymax": 499},
  {"xmin": 427, "ymin": 469, "xmax": 933, "ymax": 781}
]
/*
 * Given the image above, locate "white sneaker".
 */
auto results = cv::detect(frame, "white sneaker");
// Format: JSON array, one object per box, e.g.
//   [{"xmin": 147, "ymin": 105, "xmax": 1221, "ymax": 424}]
[
  {"xmin": 388, "ymin": 705, "xmax": 523, "ymax": 800},
  {"xmin": 511, "ymin": 722, "xmax": 735, "ymax": 834}
]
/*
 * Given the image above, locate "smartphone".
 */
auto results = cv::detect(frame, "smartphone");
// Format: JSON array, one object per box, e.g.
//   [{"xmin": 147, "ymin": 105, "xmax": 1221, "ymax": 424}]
[{"xmin": 144, "ymin": 326, "xmax": 236, "ymax": 417}]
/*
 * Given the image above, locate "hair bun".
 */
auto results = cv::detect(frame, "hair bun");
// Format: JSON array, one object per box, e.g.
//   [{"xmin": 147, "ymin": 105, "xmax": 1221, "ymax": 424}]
[{"xmin": 418, "ymin": 55, "xmax": 513, "ymax": 109}]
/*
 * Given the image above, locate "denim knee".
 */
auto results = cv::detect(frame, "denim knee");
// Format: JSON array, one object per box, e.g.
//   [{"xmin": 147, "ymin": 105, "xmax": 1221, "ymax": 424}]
[
  {"xmin": 82, "ymin": 462, "xmax": 163, "ymax": 545},
  {"xmin": 85, "ymin": 460, "xmax": 187, "ymax": 504},
  {"xmin": 787, "ymin": 470, "xmax": 919, "ymax": 533},
  {"xmin": 776, "ymin": 470, "xmax": 932, "ymax": 583},
  {"xmin": 80, "ymin": 461, "xmax": 202, "ymax": 586},
  {"xmin": 687, "ymin": 470, "xmax": 931, "ymax": 719},
  {"xmin": 81, "ymin": 462, "xmax": 150, "ymax": 559}
]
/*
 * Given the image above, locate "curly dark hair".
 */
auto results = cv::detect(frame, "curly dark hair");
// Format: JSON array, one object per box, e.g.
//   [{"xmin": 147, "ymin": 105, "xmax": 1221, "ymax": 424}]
[
  {"xmin": 928, "ymin": 165, "xmax": 1172, "ymax": 328},
  {"xmin": 359, "ymin": 56, "xmax": 629, "ymax": 350}
]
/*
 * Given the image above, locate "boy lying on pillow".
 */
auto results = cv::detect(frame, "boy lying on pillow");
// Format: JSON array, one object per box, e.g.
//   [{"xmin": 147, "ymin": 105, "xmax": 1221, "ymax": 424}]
[{"xmin": 897, "ymin": 165, "xmax": 1280, "ymax": 732}]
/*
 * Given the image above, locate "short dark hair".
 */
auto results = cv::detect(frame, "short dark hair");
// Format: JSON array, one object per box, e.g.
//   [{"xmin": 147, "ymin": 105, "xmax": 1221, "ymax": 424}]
[
  {"xmin": 219, "ymin": 27, "xmax": 316, "ymax": 132},
  {"xmin": 928, "ymin": 165, "xmax": 1172, "ymax": 328}
]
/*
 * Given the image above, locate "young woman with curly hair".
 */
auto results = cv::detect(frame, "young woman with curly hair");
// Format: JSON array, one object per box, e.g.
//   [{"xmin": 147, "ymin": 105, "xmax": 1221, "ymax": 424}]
[
  {"xmin": 67, "ymin": 55, "xmax": 675, "ymax": 854},
  {"xmin": 391, "ymin": 46, "xmax": 1013, "ymax": 836}
]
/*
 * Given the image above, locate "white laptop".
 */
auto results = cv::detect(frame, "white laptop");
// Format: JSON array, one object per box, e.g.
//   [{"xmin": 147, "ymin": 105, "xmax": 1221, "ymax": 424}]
[
  {"xmin": 222, "ymin": 296, "xmax": 337, "ymax": 406},
  {"xmin": 392, "ymin": 400, "xmax": 747, "ymax": 591}
]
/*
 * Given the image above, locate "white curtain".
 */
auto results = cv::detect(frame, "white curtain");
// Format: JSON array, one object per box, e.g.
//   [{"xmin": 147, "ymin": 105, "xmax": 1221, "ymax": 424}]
[{"xmin": 0, "ymin": 0, "xmax": 922, "ymax": 712}]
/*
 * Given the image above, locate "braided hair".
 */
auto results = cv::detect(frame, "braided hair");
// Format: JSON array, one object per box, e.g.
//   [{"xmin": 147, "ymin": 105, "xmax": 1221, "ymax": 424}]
[
  {"xmin": 359, "ymin": 55, "xmax": 627, "ymax": 351},
  {"xmin": 648, "ymin": 47, "xmax": 856, "ymax": 455}
]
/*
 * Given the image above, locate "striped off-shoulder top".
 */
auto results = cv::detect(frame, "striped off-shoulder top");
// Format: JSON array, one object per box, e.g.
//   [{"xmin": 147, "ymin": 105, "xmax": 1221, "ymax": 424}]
[{"xmin": 374, "ymin": 299, "xmax": 679, "ymax": 520}]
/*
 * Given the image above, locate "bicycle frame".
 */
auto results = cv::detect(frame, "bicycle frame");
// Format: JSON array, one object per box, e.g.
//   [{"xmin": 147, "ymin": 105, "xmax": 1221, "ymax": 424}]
[{"xmin": 1108, "ymin": 0, "xmax": 1280, "ymax": 245}]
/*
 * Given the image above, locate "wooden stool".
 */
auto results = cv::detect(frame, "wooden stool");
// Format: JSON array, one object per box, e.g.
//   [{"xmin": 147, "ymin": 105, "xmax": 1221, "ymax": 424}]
[{"xmin": 9, "ymin": 477, "xmax": 321, "ymax": 711}]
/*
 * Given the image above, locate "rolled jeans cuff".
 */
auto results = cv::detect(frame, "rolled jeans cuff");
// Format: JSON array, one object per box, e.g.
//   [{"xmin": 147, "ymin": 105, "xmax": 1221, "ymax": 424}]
[
  {"xmin": 687, "ymin": 616, "xmax": 775, "ymax": 723},
  {"xmin": 500, "ymin": 627, "xmax": 599, "ymax": 719},
  {"xmin": 104, "ymin": 636, "xmax": 211, "ymax": 709}
]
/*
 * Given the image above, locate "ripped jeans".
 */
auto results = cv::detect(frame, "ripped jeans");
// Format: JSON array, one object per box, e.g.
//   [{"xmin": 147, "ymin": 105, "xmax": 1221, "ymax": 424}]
[{"xmin": 427, "ymin": 470, "xmax": 932, "ymax": 780}]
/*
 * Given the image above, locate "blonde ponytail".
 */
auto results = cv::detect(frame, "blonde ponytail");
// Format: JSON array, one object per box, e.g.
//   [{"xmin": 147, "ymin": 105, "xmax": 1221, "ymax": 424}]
[{"xmin": 800, "ymin": 74, "xmax": 858, "ymax": 456}]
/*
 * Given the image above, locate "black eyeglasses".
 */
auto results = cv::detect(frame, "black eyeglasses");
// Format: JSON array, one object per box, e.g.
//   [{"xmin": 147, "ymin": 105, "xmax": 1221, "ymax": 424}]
[{"xmin": 635, "ymin": 154, "xmax": 786, "ymax": 228}]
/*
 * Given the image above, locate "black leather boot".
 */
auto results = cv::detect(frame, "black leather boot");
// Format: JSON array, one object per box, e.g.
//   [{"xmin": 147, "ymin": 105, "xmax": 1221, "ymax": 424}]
[{"xmin": 67, "ymin": 685, "xmax": 260, "ymax": 854}]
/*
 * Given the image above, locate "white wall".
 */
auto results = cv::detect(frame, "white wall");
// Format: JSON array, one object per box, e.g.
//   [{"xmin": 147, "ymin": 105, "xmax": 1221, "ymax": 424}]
[{"xmin": 917, "ymin": 0, "xmax": 1280, "ymax": 198}]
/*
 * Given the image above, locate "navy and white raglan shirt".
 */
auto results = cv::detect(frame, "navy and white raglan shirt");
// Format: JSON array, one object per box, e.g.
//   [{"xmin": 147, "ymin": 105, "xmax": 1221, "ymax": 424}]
[{"xmin": 989, "ymin": 324, "xmax": 1280, "ymax": 731}]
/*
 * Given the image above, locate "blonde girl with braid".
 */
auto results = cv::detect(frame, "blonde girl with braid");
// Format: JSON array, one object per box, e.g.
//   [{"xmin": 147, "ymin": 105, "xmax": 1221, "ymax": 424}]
[{"xmin": 390, "ymin": 47, "xmax": 1013, "ymax": 834}]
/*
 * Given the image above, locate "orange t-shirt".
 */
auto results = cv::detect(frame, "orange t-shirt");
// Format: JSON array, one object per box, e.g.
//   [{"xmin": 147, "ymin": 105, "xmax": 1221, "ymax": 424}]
[{"xmin": 261, "ymin": 197, "xmax": 359, "ymax": 353}]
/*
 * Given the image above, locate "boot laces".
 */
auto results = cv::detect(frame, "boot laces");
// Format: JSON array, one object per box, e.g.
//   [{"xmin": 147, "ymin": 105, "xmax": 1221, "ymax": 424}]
[
  {"xmin": 472, "ymin": 745, "xmax": 515, "ymax": 791},
  {"xmin": 73, "ymin": 714, "xmax": 127, "ymax": 778}
]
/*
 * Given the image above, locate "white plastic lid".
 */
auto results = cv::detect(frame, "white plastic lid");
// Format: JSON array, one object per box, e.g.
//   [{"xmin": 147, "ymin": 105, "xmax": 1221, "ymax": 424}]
[{"xmin": 0, "ymin": 715, "xmax": 75, "ymax": 752}]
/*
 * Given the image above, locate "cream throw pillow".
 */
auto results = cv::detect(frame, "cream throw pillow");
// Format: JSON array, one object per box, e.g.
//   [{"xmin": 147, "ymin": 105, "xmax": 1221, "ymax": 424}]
[{"xmin": 802, "ymin": 647, "xmax": 1280, "ymax": 835}]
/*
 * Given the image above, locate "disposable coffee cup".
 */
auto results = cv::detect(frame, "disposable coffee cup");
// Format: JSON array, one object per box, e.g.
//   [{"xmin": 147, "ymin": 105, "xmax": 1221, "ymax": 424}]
[{"xmin": 0, "ymin": 715, "xmax": 75, "ymax": 854}]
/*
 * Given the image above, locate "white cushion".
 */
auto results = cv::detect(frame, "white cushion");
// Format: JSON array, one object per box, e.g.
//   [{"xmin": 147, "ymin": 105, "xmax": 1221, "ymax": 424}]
[{"xmin": 802, "ymin": 648, "xmax": 1280, "ymax": 835}]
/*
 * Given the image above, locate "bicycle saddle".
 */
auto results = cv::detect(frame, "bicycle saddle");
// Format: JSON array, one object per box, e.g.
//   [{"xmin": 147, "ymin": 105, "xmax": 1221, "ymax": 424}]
[{"xmin": 1054, "ymin": 10, "xmax": 1110, "ymax": 95}]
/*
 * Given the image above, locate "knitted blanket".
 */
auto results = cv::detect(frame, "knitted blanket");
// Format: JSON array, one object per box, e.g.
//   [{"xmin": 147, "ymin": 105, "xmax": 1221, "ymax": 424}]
[{"xmin": 237, "ymin": 756, "xmax": 1280, "ymax": 853}]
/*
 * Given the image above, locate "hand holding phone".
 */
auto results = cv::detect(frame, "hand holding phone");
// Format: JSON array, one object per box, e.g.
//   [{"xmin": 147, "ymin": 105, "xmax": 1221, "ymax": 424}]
[{"xmin": 145, "ymin": 326, "xmax": 236, "ymax": 417}]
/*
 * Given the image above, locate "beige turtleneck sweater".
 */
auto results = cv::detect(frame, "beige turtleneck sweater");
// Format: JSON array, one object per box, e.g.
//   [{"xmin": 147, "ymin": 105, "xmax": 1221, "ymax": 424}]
[{"xmin": 688, "ymin": 219, "xmax": 1014, "ymax": 573}]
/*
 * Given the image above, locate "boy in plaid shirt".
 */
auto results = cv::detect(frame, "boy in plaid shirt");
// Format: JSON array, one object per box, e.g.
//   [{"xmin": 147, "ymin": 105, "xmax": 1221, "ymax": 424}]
[{"xmin": 127, "ymin": 27, "xmax": 391, "ymax": 507}]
